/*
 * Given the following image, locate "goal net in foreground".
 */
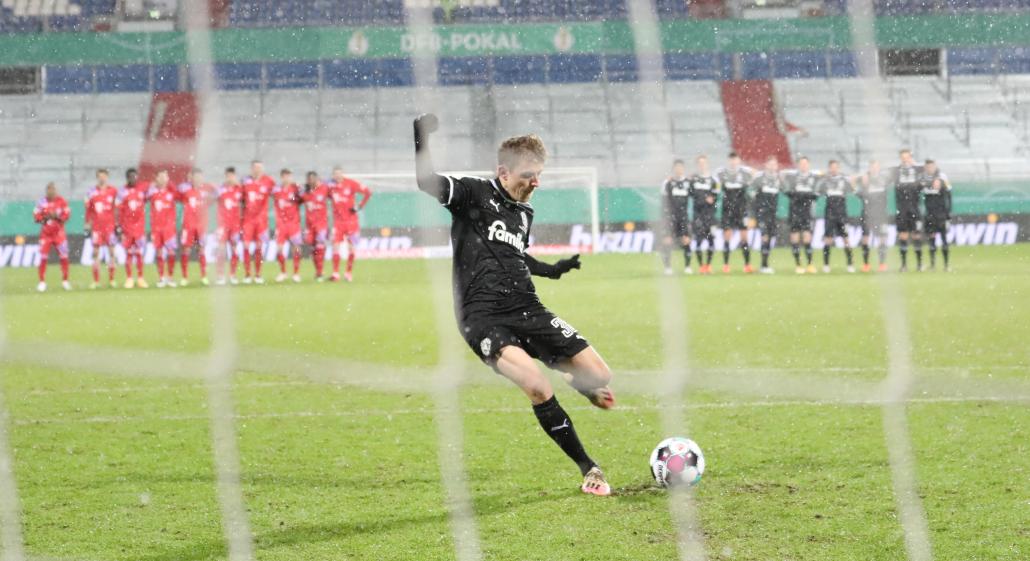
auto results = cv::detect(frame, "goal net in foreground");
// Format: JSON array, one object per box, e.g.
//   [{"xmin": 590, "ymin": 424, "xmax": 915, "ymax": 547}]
[{"xmin": 348, "ymin": 167, "xmax": 600, "ymax": 258}]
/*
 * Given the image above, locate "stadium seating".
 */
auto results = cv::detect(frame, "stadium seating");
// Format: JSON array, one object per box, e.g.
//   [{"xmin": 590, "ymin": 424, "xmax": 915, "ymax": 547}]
[
  {"xmin": 3, "ymin": 75, "xmax": 1029, "ymax": 199},
  {"xmin": 0, "ymin": 0, "xmax": 114, "ymax": 33}
]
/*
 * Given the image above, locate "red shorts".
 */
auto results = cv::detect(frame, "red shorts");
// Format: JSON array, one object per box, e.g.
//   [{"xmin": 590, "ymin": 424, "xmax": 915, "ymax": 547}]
[
  {"xmin": 122, "ymin": 230, "xmax": 146, "ymax": 252},
  {"xmin": 332, "ymin": 222, "xmax": 360, "ymax": 243},
  {"xmin": 243, "ymin": 221, "xmax": 269, "ymax": 243},
  {"xmin": 218, "ymin": 226, "xmax": 242, "ymax": 244},
  {"xmin": 180, "ymin": 226, "xmax": 206, "ymax": 247},
  {"xmin": 152, "ymin": 227, "xmax": 179, "ymax": 251},
  {"xmin": 304, "ymin": 226, "xmax": 328, "ymax": 246},
  {"xmin": 276, "ymin": 223, "xmax": 302, "ymax": 246},
  {"xmin": 91, "ymin": 226, "xmax": 117, "ymax": 247},
  {"xmin": 39, "ymin": 233, "xmax": 68, "ymax": 258}
]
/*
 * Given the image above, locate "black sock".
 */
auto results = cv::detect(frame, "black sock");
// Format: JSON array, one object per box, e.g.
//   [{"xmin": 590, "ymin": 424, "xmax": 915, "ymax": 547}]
[
  {"xmin": 683, "ymin": 246, "xmax": 692, "ymax": 268},
  {"xmin": 900, "ymin": 241, "xmax": 908, "ymax": 267},
  {"xmin": 722, "ymin": 247, "xmax": 730, "ymax": 265},
  {"xmin": 861, "ymin": 243, "xmax": 870, "ymax": 265},
  {"xmin": 878, "ymin": 243, "xmax": 887, "ymax": 264},
  {"xmin": 791, "ymin": 243, "xmax": 801, "ymax": 265},
  {"xmin": 942, "ymin": 243, "xmax": 949, "ymax": 267},
  {"xmin": 741, "ymin": 242, "xmax": 751, "ymax": 265},
  {"xmin": 929, "ymin": 241, "xmax": 937, "ymax": 266},
  {"xmin": 804, "ymin": 244, "xmax": 813, "ymax": 265},
  {"xmin": 533, "ymin": 396, "xmax": 596, "ymax": 476},
  {"xmin": 823, "ymin": 246, "xmax": 831, "ymax": 266},
  {"xmin": 915, "ymin": 241, "xmax": 923, "ymax": 267},
  {"xmin": 761, "ymin": 242, "xmax": 771, "ymax": 268},
  {"xmin": 845, "ymin": 246, "xmax": 853, "ymax": 266},
  {"xmin": 694, "ymin": 249, "xmax": 703, "ymax": 266}
]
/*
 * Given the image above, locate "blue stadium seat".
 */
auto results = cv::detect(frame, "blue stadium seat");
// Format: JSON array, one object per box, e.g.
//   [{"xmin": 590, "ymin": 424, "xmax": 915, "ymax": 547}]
[
  {"xmin": 663, "ymin": 52, "xmax": 721, "ymax": 81},
  {"xmin": 152, "ymin": 65, "xmax": 180, "ymax": 92},
  {"xmin": 547, "ymin": 54, "xmax": 602, "ymax": 83},
  {"xmin": 493, "ymin": 55, "xmax": 548, "ymax": 85},
  {"xmin": 96, "ymin": 64, "xmax": 151, "ymax": 92},
  {"xmin": 827, "ymin": 51, "xmax": 857, "ymax": 78},
  {"xmin": 947, "ymin": 47, "xmax": 998, "ymax": 75},
  {"xmin": 604, "ymin": 55, "xmax": 638, "ymax": 82},
  {"xmin": 998, "ymin": 47, "xmax": 1030, "ymax": 74},
  {"xmin": 438, "ymin": 57, "xmax": 491, "ymax": 86},
  {"xmin": 771, "ymin": 51, "xmax": 827, "ymax": 79},
  {"xmin": 740, "ymin": 52, "xmax": 772, "ymax": 80},
  {"xmin": 323, "ymin": 59, "xmax": 378, "ymax": 88},
  {"xmin": 213, "ymin": 63, "xmax": 262, "ymax": 90},
  {"xmin": 45, "ymin": 66, "xmax": 95, "ymax": 94},
  {"xmin": 267, "ymin": 62, "xmax": 320, "ymax": 89}
]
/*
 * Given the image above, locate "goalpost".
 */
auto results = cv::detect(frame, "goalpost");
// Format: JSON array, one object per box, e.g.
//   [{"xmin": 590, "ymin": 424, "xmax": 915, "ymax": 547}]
[{"xmin": 347, "ymin": 167, "xmax": 601, "ymax": 255}]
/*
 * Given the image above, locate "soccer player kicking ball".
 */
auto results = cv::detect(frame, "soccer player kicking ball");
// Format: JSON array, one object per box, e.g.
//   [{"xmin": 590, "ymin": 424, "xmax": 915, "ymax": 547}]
[
  {"xmin": 414, "ymin": 113, "xmax": 615, "ymax": 496},
  {"xmin": 148, "ymin": 170, "xmax": 180, "ymax": 288},
  {"xmin": 33, "ymin": 182, "xmax": 72, "ymax": 292},
  {"xmin": 328, "ymin": 167, "xmax": 372, "ymax": 282},
  {"xmin": 273, "ymin": 169, "xmax": 304, "ymax": 283},
  {"xmin": 85, "ymin": 169, "xmax": 119, "ymax": 288},
  {"xmin": 178, "ymin": 169, "xmax": 215, "ymax": 286}
]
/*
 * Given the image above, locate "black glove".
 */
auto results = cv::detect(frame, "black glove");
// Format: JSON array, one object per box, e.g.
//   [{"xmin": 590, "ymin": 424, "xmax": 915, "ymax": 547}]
[
  {"xmin": 553, "ymin": 254, "xmax": 581, "ymax": 277},
  {"xmin": 115, "ymin": 225, "xmax": 123, "ymax": 237},
  {"xmin": 414, "ymin": 113, "xmax": 439, "ymax": 136}
]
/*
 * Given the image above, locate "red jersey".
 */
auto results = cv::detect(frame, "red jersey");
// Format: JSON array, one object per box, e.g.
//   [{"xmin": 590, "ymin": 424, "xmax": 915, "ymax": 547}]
[
  {"xmin": 302, "ymin": 184, "xmax": 330, "ymax": 229},
  {"xmin": 34, "ymin": 196, "xmax": 70, "ymax": 238},
  {"xmin": 272, "ymin": 183, "xmax": 302, "ymax": 230},
  {"xmin": 217, "ymin": 183, "xmax": 244, "ymax": 230},
  {"xmin": 117, "ymin": 182, "xmax": 150, "ymax": 235},
  {"xmin": 329, "ymin": 178, "xmax": 371, "ymax": 225},
  {"xmin": 85, "ymin": 185, "xmax": 118, "ymax": 231},
  {"xmin": 148, "ymin": 184, "xmax": 179, "ymax": 233},
  {"xmin": 179, "ymin": 182, "xmax": 214, "ymax": 230},
  {"xmin": 242, "ymin": 174, "xmax": 274, "ymax": 226}
]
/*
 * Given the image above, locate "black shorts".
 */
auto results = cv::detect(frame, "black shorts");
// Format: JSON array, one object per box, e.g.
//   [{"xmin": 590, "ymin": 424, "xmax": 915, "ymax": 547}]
[
  {"xmin": 721, "ymin": 204, "xmax": 747, "ymax": 230},
  {"xmin": 924, "ymin": 214, "xmax": 949, "ymax": 235},
  {"xmin": 860, "ymin": 213, "xmax": 887, "ymax": 236},
  {"xmin": 667, "ymin": 214, "xmax": 690, "ymax": 238},
  {"xmin": 692, "ymin": 214, "xmax": 715, "ymax": 238},
  {"xmin": 461, "ymin": 305, "xmax": 590, "ymax": 367},
  {"xmin": 896, "ymin": 209, "xmax": 921, "ymax": 233},
  {"xmin": 824, "ymin": 214, "xmax": 848, "ymax": 238},
  {"xmin": 789, "ymin": 212, "xmax": 812, "ymax": 233}
]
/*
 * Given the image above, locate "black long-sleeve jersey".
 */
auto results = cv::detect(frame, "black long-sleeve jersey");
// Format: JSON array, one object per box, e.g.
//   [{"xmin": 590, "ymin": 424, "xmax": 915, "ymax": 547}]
[
  {"xmin": 892, "ymin": 164, "xmax": 923, "ymax": 213},
  {"xmin": 819, "ymin": 173, "xmax": 853, "ymax": 218},
  {"xmin": 662, "ymin": 176, "xmax": 691, "ymax": 221},
  {"xmin": 783, "ymin": 170, "xmax": 820, "ymax": 218},
  {"xmin": 750, "ymin": 171, "xmax": 783, "ymax": 217},
  {"xmin": 421, "ymin": 173, "xmax": 552, "ymax": 319},
  {"xmin": 688, "ymin": 174, "xmax": 719, "ymax": 218},
  {"xmin": 920, "ymin": 170, "xmax": 952, "ymax": 217},
  {"xmin": 715, "ymin": 166, "xmax": 753, "ymax": 212}
]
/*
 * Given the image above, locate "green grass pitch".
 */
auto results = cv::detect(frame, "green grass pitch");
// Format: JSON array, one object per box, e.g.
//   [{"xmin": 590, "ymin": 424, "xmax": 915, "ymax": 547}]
[{"xmin": 1, "ymin": 245, "xmax": 1027, "ymax": 560}]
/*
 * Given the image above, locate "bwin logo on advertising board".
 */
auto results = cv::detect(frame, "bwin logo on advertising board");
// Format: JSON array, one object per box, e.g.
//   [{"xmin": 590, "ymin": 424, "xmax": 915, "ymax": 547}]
[{"xmin": 487, "ymin": 220, "xmax": 525, "ymax": 253}]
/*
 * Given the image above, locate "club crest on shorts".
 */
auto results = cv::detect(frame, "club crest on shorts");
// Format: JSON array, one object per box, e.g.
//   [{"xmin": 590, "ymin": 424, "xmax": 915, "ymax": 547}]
[{"xmin": 480, "ymin": 337, "xmax": 492, "ymax": 356}]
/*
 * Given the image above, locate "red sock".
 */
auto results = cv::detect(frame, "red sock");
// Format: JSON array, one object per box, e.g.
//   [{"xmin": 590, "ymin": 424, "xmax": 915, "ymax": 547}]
[
  {"xmin": 125, "ymin": 255, "xmax": 134, "ymax": 279},
  {"xmin": 254, "ymin": 252, "xmax": 262, "ymax": 275},
  {"xmin": 346, "ymin": 251, "xmax": 355, "ymax": 274},
  {"xmin": 136, "ymin": 253, "xmax": 144, "ymax": 277},
  {"xmin": 92, "ymin": 264, "xmax": 100, "ymax": 282},
  {"xmin": 166, "ymin": 256, "xmax": 175, "ymax": 279},
  {"xmin": 243, "ymin": 251, "xmax": 252, "ymax": 276},
  {"xmin": 332, "ymin": 253, "xmax": 341, "ymax": 273},
  {"xmin": 181, "ymin": 253, "xmax": 189, "ymax": 278},
  {"xmin": 38, "ymin": 258, "xmax": 47, "ymax": 282},
  {"xmin": 108, "ymin": 265, "xmax": 115, "ymax": 282},
  {"xmin": 60, "ymin": 257, "xmax": 69, "ymax": 281},
  {"xmin": 314, "ymin": 247, "xmax": 325, "ymax": 277},
  {"xmin": 157, "ymin": 254, "xmax": 165, "ymax": 277},
  {"xmin": 278, "ymin": 253, "xmax": 286, "ymax": 273},
  {"xmin": 231, "ymin": 254, "xmax": 239, "ymax": 275},
  {"xmin": 292, "ymin": 251, "xmax": 301, "ymax": 274},
  {"xmin": 199, "ymin": 254, "xmax": 207, "ymax": 277}
]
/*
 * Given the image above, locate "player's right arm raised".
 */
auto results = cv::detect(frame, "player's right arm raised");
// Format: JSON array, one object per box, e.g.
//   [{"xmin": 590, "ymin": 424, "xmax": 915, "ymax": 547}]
[{"xmin": 413, "ymin": 113, "xmax": 450, "ymax": 201}]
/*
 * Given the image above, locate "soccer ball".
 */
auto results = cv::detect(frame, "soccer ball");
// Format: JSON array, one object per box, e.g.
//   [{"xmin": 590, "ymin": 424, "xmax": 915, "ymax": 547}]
[{"xmin": 649, "ymin": 437, "xmax": 705, "ymax": 488}]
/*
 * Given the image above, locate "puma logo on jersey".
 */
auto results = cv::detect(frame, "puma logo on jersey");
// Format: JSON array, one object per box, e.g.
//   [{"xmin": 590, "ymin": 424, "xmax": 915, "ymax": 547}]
[
  {"xmin": 487, "ymin": 220, "xmax": 526, "ymax": 253},
  {"xmin": 488, "ymin": 199, "xmax": 501, "ymax": 212}
]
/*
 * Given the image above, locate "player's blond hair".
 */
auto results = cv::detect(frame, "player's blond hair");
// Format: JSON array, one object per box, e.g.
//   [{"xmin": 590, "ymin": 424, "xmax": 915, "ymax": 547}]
[{"xmin": 498, "ymin": 134, "xmax": 548, "ymax": 169}]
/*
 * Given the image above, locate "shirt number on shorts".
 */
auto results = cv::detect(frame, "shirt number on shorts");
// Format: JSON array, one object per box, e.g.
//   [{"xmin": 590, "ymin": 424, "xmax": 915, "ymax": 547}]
[{"xmin": 550, "ymin": 317, "xmax": 576, "ymax": 339}]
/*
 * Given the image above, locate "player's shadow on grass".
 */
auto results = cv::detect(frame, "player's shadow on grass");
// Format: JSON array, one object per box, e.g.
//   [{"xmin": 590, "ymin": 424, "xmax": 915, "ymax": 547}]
[{"xmin": 135, "ymin": 489, "xmax": 564, "ymax": 561}]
